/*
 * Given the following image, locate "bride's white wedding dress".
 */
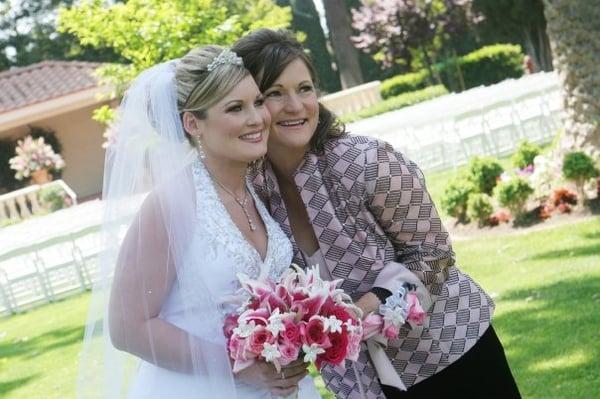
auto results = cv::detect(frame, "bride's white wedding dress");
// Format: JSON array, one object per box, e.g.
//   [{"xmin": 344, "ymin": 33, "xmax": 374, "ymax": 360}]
[{"xmin": 127, "ymin": 160, "xmax": 321, "ymax": 399}]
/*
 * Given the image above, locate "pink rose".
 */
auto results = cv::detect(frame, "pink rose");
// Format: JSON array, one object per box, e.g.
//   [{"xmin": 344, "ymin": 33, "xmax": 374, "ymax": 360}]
[
  {"xmin": 247, "ymin": 326, "xmax": 274, "ymax": 355},
  {"xmin": 319, "ymin": 297, "xmax": 336, "ymax": 315},
  {"xmin": 316, "ymin": 331, "xmax": 348, "ymax": 369},
  {"xmin": 223, "ymin": 314, "xmax": 239, "ymax": 339},
  {"xmin": 346, "ymin": 332, "xmax": 362, "ymax": 361},
  {"xmin": 362, "ymin": 313, "xmax": 383, "ymax": 340},
  {"xmin": 228, "ymin": 336, "xmax": 247, "ymax": 361},
  {"xmin": 302, "ymin": 317, "xmax": 331, "ymax": 348},
  {"xmin": 382, "ymin": 322, "xmax": 399, "ymax": 339},
  {"xmin": 281, "ymin": 319, "xmax": 301, "ymax": 345},
  {"xmin": 278, "ymin": 341, "xmax": 301, "ymax": 366},
  {"xmin": 329, "ymin": 305, "xmax": 353, "ymax": 324},
  {"xmin": 407, "ymin": 292, "xmax": 426, "ymax": 325}
]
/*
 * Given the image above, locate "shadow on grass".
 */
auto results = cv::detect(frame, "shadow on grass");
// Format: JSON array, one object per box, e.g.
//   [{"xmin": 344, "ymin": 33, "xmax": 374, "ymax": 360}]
[
  {"xmin": 0, "ymin": 375, "xmax": 39, "ymax": 396},
  {"xmin": 0, "ymin": 325, "xmax": 84, "ymax": 360},
  {"xmin": 527, "ymin": 240, "xmax": 600, "ymax": 261},
  {"xmin": 494, "ymin": 276, "xmax": 600, "ymax": 398}
]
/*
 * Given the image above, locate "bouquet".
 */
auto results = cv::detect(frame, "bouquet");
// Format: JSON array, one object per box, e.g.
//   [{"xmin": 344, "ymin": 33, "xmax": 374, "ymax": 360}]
[
  {"xmin": 223, "ymin": 265, "xmax": 363, "ymax": 373},
  {"xmin": 362, "ymin": 283, "xmax": 426, "ymax": 341}
]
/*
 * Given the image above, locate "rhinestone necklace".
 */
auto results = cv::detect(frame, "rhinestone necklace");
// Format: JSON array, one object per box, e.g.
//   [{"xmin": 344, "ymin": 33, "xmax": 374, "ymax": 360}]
[{"xmin": 206, "ymin": 168, "xmax": 256, "ymax": 231}]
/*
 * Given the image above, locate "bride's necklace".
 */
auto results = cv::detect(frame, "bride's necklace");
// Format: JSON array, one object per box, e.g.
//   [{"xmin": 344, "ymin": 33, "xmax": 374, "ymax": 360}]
[{"xmin": 206, "ymin": 168, "xmax": 256, "ymax": 232}]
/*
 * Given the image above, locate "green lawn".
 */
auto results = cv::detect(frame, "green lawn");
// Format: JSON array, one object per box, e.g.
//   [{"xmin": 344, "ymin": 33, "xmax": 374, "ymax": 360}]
[{"xmin": 1, "ymin": 216, "xmax": 598, "ymax": 399}]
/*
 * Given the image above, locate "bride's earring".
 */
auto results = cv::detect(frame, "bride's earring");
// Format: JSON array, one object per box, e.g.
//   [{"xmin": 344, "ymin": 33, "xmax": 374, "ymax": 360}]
[{"xmin": 194, "ymin": 135, "xmax": 205, "ymax": 159}]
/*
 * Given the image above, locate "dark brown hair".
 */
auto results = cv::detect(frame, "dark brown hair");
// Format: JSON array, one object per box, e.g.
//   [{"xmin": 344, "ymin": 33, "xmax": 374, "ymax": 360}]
[{"xmin": 232, "ymin": 29, "xmax": 345, "ymax": 153}]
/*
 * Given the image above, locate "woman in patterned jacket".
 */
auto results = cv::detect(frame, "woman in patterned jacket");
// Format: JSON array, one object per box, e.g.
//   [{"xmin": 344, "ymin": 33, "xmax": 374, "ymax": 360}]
[{"xmin": 233, "ymin": 29, "xmax": 520, "ymax": 399}]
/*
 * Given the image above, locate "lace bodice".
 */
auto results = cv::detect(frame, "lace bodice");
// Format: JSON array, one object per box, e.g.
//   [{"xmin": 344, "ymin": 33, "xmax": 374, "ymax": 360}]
[
  {"xmin": 159, "ymin": 161, "xmax": 293, "ymax": 321},
  {"xmin": 192, "ymin": 160, "xmax": 292, "ymax": 283}
]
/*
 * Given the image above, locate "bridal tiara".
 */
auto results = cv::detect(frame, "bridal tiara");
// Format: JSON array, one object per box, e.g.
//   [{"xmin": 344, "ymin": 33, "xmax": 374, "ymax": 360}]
[{"xmin": 207, "ymin": 49, "xmax": 244, "ymax": 72}]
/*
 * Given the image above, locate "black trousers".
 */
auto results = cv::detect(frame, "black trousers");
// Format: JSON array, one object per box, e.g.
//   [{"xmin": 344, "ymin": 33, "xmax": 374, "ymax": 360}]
[{"xmin": 381, "ymin": 326, "xmax": 521, "ymax": 398}]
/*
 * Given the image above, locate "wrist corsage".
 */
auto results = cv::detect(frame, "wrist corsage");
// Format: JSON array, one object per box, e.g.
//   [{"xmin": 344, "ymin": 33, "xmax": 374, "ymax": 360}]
[{"xmin": 363, "ymin": 283, "xmax": 426, "ymax": 341}]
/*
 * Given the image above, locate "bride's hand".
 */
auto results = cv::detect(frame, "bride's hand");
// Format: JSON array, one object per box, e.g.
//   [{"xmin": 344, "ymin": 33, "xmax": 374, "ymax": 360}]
[{"xmin": 234, "ymin": 360, "xmax": 309, "ymax": 396}]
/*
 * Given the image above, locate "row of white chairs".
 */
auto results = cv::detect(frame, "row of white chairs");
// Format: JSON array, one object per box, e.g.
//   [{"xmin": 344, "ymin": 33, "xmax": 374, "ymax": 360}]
[
  {"xmin": 0, "ymin": 227, "xmax": 102, "ymax": 315},
  {"xmin": 348, "ymin": 71, "xmax": 563, "ymax": 171}
]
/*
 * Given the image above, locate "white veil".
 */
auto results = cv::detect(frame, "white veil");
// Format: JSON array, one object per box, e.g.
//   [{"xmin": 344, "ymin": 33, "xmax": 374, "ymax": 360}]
[{"xmin": 76, "ymin": 61, "xmax": 238, "ymax": 398}]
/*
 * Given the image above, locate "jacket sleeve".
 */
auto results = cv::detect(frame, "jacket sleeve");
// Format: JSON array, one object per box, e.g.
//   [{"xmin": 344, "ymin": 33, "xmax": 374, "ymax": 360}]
[{"xmin": 364, "ymin": 140, "xmax": 455, "ymax": 311}]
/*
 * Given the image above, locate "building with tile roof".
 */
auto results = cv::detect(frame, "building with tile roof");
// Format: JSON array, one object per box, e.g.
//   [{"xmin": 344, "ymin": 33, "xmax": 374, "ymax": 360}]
[{"xmin": 0, "ymin": 61, "xmax": 114, "ymax": 199}]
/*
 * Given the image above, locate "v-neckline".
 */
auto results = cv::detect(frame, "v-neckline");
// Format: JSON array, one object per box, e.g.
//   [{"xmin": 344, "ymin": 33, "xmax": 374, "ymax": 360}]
[{"xmin": 210, "ymin": 171, "xmax": 271, "ymax": 265}]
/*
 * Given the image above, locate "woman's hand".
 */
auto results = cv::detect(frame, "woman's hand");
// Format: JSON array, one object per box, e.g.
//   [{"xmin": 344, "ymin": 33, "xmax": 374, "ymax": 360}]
[
  {"xmin": 355, "ymin": 292, "xmax": 381, "ymax": 319},
  {"xmin": 234, "ymin": 359, "xmax": 309, "ymax": 396}
]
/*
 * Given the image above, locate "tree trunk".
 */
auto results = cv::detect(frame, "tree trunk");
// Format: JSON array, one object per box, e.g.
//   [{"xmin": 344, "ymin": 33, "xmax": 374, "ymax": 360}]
[
  {"xmin": 536, "ymin": 24, "xmax": 553, "ymax": 71},
  {"xmin": 277, "ymin": 0, "xmax": 341, "ymax": 92},
  {"xmin": 522, "ymin": 23, "xmax": 553, "ymax": 73},
  {"xmin": 544, "ymin": 0, "xmax": 600, "ymax": 160},
  {"xmin": 322, "ymin": 0, "xmax": 364, "ymax": 89}
]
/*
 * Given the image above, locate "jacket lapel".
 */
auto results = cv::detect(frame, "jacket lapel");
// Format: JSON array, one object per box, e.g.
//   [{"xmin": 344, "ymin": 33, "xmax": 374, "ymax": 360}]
[{"xmin": 291, "ymin": 154, "xmax": 348, "ymax": 280}]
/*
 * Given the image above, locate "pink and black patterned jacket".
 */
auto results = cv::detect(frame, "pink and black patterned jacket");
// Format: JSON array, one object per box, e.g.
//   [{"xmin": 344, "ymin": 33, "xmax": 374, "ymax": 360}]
[{"xmin": 251, "ymin": 135, "xmax": 494, "ymax": 398}]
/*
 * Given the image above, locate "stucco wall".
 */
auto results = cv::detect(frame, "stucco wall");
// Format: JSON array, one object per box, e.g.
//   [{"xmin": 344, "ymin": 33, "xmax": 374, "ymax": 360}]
[{"xmin": 1, "ymin": 103, "xmax": 107, "ymax": 199}]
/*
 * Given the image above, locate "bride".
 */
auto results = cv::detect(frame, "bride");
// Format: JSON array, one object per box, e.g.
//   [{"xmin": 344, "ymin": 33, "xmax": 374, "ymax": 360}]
[{"xmin": 76, "ymin": 45, "xmax": 321, "ymax": 399}]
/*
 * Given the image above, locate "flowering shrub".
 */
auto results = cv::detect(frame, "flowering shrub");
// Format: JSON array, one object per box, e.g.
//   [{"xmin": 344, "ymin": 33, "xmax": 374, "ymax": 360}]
[
  {"xmin": 534, "ymin": 204, "xmax": 552, "ymax": 220},
  {"xmin": 488, "ymin": 210, "xmax": 511, "ymax": 226},
  {"xmin": 494, "ymin": 177, "xmax": 534, "ymax": 217},
  {"xmin": 551, "ymin": 188, "xmax": 578, "ymax": 207},
  {"xmin": 529, "ymin": 154, "xmax": 563, "ymax": 200},
  {"xmin": 466, "ymin": 157, "xmax": 504, "ymax": 195},
  {"xmin": 441, "ymin": 177, "xmax": 476, "ymax": 223},
  {"xmin": 467, "ymin": 193, "xmax": 494, "ymax": 227},
  {"xmin": 511, "ymin": 140, "xmax": 542, "ymax": 169},
  {"xmin": 562, "ymin": 151, "xmax": 599, "ymax": 202},
  {"xmin": 557, "ymin": 203, "xmax": 572, "ymax": 214},
  {"xmin": 8, "ymin": 136, "xmax": 65, "ymax": 181},
  {"xmin": 39, "ymin": 186, "xmax": 72, "ymax": 212}
]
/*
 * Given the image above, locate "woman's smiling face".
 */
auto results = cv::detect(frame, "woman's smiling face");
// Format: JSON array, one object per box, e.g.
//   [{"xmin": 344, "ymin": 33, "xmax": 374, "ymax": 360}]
[
  {"xmin": 262, "ymin": 58, "xmax": 319, "ymax": 156},
  {"xmin": 185, "ymin": 75, "xmax": 270, "ymax": 168}
]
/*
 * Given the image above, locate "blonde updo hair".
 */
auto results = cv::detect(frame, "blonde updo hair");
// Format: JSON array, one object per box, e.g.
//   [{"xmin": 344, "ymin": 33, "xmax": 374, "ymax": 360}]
[{"xmin": 176, "ymin": 45, "xmax": 248, "ymax": 130}]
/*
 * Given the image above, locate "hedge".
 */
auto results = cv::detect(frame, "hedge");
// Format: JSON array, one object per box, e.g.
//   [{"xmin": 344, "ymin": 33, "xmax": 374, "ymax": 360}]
[
  {"xmin": 380, "ymin": 44, "xmax": 524, "ymax": 97},
  {"xmin": 340, "ymin": 85, "xmax": 448, "ymax": 123},
  {"xmin": 380, "ymin": 70, "xmax": 429, "ymax": 99}
]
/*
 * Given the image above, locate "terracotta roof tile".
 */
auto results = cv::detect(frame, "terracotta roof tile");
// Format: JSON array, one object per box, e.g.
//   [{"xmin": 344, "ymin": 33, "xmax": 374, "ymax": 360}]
[{"xmin": 0, "ymin": 61, "xmax": 102, "ymax": 114}]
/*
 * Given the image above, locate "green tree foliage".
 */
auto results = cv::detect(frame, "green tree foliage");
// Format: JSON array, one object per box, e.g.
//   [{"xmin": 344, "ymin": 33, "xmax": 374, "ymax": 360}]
[
  {"xmin": 562, "ymin": 151, "xmax": 600, "ymax": 201},
  {"xmin": 447, "ymin": 44, "xmax": 523, "ymax": 90},
  {"xmin": 472, "ymin": 0, "xmax": 552, "ymax": 72},
  {"xmin": 58, "ymin": 0, "xmax": 291, "ymax": 103},
  {"xmin": 494, "ymin": 177, "xmax": 534, "ymax": 217},
  {"xmin": 512, "ymin": 140, "xmax": 542, "ymax": 169},
  {"xmin": 466, "ymin": 156, "xmax": 504, "ymax": 195},
  {"xmin": 351, "ymin": 0, "xmax": 477, "ymax": 84},
  {"xmin": 466, "ymin": 193, "xmax": 494, "ymax": 227},
  {"xmin": 0, "ymin": 0, "xmax": 122, "ymax": 71},
  {"xmin": 441, "ymin": 177, "xmax": 476, "ymax": 223},
  {"xmin": 276, "ymin": 0, "xmax": 340, "ymax": 92}
]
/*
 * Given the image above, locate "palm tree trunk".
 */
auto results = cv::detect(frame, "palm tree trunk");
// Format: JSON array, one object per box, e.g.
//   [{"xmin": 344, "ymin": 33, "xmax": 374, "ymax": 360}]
[{"xmin": 544, "ymin": 0, "xmax": 600, "ymax": 160}]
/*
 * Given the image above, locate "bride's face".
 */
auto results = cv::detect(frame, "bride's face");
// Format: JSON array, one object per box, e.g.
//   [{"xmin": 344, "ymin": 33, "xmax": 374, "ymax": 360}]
[{"xmin": 196, "ymin": 75, "xmax": 270, "ymax": 167}]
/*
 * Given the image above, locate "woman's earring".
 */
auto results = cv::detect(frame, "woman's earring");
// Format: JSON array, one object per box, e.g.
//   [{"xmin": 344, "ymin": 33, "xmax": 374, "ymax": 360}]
[{"xmin": 194, "ymin": 135, "xmax": 205, "ymax": 158}]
